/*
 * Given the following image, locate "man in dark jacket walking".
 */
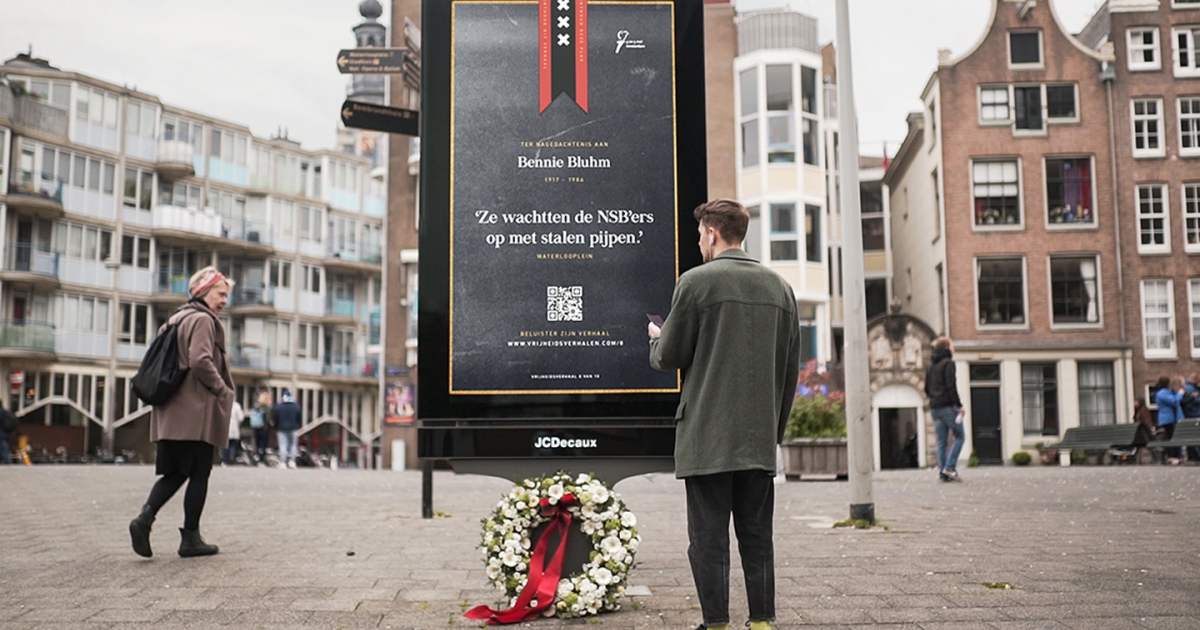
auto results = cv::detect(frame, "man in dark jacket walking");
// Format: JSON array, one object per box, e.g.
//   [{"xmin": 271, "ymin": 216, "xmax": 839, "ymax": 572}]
[
  {"xmin": 925, "ymin": 336, "xmax": 964, "ymax": 482},
  {"xmin": 272, "ymin": 390, "xmax": 303, "ymax": 469}
]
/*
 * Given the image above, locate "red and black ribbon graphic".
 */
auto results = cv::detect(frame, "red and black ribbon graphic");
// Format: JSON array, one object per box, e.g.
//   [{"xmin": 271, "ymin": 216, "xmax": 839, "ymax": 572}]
[
  {"xmin": 538, "ymin": 0, "xmax": 588, "ymax": 113},
  {"xmin": 464, "ymin": 494, "xmax": 580, "ymax": 625}
]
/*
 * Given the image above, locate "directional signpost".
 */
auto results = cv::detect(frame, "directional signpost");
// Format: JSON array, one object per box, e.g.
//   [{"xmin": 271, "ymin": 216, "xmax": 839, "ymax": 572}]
[
  {"xmin": 340, "ymin": 100, "xmax": 419, "ymax": 136},
  {"xmin": 335, "ymin": 48, "xmax": 406, "ymax": 75}
]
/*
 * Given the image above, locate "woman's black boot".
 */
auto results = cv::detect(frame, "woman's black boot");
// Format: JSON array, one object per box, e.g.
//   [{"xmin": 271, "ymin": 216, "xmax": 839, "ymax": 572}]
[
  {"xmin": 129, "ymin": 504, "xmax": 155, "ymax": 558},
  {"xmin": 177, "ymin": 528, "xmax": 219, "ymax": 557}
]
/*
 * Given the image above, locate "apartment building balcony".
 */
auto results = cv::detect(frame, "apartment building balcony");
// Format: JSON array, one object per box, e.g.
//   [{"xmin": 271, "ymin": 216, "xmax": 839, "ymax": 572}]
[
  {"xmin": 7, "ymin": 169, "xmax": 65, "ymax": 219},
  {"xmin": 321, "ymin": 353, "xmax": 378, "ymax": 381},
  {"xmin": 0, "ymin": 320, "xmax": 56, "ymax": 361},
  {"xmin": 151, "ymin": 272, "xmax": 191, "ymax": 307},
  {"xmin": 324, "ymin": 243, "xmax": 383, "ymax": 274},
  {"xmin": 0, "ymin": 90, "xmax": 69, "ymax": 138},
  {"xmin": 322, "ymin": 297, "xmax": 358, "ymax": 326},
  {"xmin": 227, "ymin": 286, "xmax": 276, "ymax": 317},
  {"xmin": 230, "ymin": 343, "xmax": 272, "ymax": 377},
  {"xmin": 151, "ymin": 205, "xmax": 225, "ymax": 248},
  {"xmin": 1, "ymin": 243, "xmax": 60, "ymax": 289},
  {"xmin": 220, "ymin": 219, "xmax": 274, "ymax": 258},
  {"xmin": 155, "ymin": 139, "xmax": 196, "ymax": 179}
]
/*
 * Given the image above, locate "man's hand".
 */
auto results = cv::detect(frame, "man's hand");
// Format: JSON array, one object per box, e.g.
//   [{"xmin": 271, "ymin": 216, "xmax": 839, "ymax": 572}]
[{"xmin": 647, "ymin": 322, "xmax": 661, "ymax": 338}]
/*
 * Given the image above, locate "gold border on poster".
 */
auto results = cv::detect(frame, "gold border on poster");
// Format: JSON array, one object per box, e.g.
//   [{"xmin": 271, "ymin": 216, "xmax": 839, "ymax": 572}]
[{"xmin": 449, "ymin": 0, "xmax": 682, "ymax": 395}]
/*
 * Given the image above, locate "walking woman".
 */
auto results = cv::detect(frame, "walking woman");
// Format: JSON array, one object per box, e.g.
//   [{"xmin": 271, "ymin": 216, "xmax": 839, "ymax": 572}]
[
  {"xmin": 129, "ymin": 266, "xmax": 235, "ymax": 558},
  {"xmin": 1153, "ymin": 375, "xmax": 1186, "ymax": 465}
]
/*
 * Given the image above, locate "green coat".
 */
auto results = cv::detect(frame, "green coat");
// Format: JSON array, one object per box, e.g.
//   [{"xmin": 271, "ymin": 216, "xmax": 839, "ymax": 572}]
[{"xmin": 650, "ymin": 249, "xmax": 801, "ymax": 478}]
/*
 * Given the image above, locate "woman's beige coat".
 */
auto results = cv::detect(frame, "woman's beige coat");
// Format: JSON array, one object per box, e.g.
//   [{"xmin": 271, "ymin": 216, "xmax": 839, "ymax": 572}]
[{"xmin": 149, "ymin": 302, "xmax": 235, "ymax": 448}]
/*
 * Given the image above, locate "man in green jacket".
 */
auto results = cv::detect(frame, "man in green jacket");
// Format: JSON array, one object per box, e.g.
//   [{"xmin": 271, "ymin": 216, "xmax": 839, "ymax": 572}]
[{"xmin": 648, "ymin": 199, "xmax": 801, "ymax": 630}]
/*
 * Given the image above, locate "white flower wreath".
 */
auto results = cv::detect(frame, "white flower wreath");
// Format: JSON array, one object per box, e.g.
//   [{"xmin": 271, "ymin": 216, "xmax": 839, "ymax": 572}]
[{"xmin": 478, "ymin": 471, "xmax": 640, "ymax": 619}]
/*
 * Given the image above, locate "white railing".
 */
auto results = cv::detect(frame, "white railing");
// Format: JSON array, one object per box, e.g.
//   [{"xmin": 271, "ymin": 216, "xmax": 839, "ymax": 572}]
[{"xmin": 152, "ymin": 204, "xmax": 222, "ymax": 238}]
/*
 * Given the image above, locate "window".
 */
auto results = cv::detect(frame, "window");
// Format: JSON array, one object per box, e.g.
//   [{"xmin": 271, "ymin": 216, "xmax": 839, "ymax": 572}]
[
  {"xmin": 268, "ymin": 259, "xmax": 292, "ymax": 289},
  {"xmin": 739, "ymin": 67, "xmax": 757, "ymax": 114},
  {"xmin": 26, "ymin": 79, "xmax": 71, "ymax": 110},
  {"xmin": 299, "ymin": 205, "xmax": 323, "ymax": 243},
  {"xmin": 861, "ymin": 182, "xmax": 885, "ymax": 251},
  {"xmin": 1022, "ymin": 364, "xmax": 1059, "ymax": 436},
  {"xmin": 53, "ymin": 293, "xmax": 109, "ymax": 334},
  {"xmin": 1050, "ymin": 256, "xmax": 1099, "ymax": 324},
  {"xmin": 1010, "ymin": 31, "xmax": 1042, "ymax": 66},
  {"xmin": 1046, "ymin": 157, "xmax": 1094, "ymax": 225},
  {"xmin": 800, "ymin": 66, "xmax": 817, "ymax": 115},
  {"xmin": 865, "ymin": 278, "xmax": 887, "ymax": 319},
  {"xmin": 1128, "ymin": 27, "xmax": 1161, "ymax": 70},
  {"xmin": 1179, "ymin": 97, "xmax": 1200, "ymax": 155},
  {"xmin": 159, "ymin": 181, "xmax": 202, "ymax": 209},
  {"xmin": 302, "ymin": 264, "xmax": 322, "ymax": 293},
  {"xmin": 977, "ymin": 258, "xmax": 1025, "ymax": 326},
  {"xmin": 764, "ymin": 64, "xmax": 795, "ymax": 164},
  {"xmin": 1185, "ymin": 183, "xmax": 1200, "ymax": 251},
  {"xmin": 119, "ymin": 302, "xmax": 151, "ymax": 345},
  {"xmin": 298, "ymin": 322, "xmax": 321, "ymax": 359},
  {"xmin": 979, "ymin": 86, "xmax": 1010, "ymax": 122},
  {"xmin": 120, "ymin": 234, "xmax": 152, "ymax": 269},
  {"xmin": 54, "ymin": 221, "xmax": 112, "ymax": 263},
  {"xmin": 741, "ymin": 119, "xmax": 760, "ymax": 168},
  {"xmin": 805, "ymin": 204, "xmax": 821, "ymax": 262},
  {"xmin": 267, "ymin": 319, "xmax": 292, "ymax": 357},
  {"xmin": 1141, "ymin": 279, "xmax": 1176, "ymax": 358},
  {"xmin": 768, "ymin": 203, "xmax": 797, "ymax": 261},
  {"xmin": 1173, "ymin": 26, "xmax": 1200, "ymax": 76},
  {"xmin": 75, "ymin": 86, "xmax": 119, "ymax": 129},
  {"xmin": 122, "ymin": 167, "xmax": 154, "ymax": 210},
  {"xmin": 1132, "ymin": 98, "xmax": 1164, "ymax": 156},
  {"xmin": 1189, "ymin": 279, "xmax": 1200, "ymax": 357},
  {"xmin": 1046, "ymin": 85, "xmax": 1077, "ymax": 120},
  {"xmin": 1014, "ymin": 86, "xmax": 1043, "ymax": 131},
  {"xmin": 1078, "ymin": 363, "xmax": 1116, "ymax": 427},
  {"xmin": 972, "ymin": 160, "xmax": 1020, "ymax": 226},
  {"xmin": 125, "ymin": 101, "xmax": 157, "ymax": 140},
  {"xmin": 1136, "ymin": 184, "xmax": 1170, "ymax": 253},
  {"xmin": 801, "ymin": 118, "xmax": 819, "ymax": 166},
  {"xmin": 157, "ymin": 247, "xmax": 198, "ymax": 294}
]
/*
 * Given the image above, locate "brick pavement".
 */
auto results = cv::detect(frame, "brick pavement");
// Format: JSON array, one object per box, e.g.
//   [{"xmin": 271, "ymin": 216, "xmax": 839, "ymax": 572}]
[{"xmin": 1, "ymin": 464, "xmax": 1198, "ymax": 629}]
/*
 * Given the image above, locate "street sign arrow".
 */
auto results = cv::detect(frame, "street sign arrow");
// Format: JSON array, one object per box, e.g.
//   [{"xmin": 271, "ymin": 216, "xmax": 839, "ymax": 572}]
[
  {"xmin": 340, "ymin": 100, "xmax": 419, "ymax": 136},
  {"xmin": 335, "ymin": 48, "xmax": 406, "ymax": 75}
]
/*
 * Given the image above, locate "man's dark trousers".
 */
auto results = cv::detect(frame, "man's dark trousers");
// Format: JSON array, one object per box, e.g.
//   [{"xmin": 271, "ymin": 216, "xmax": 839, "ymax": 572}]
[{"xmin": 685, "ymin": 469, "xmax": 775, "ymax": 626}]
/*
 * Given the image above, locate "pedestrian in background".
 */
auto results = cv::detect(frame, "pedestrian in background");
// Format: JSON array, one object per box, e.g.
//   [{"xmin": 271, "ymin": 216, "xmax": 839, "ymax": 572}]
[
  {"xmin": 128, "ymin": 266, "xmax": 235, "ymax": 558},
  {"xmin": 0, "ymin": 403, "xmax": 17, "ymax": 464},
  {"xmin": 1153, "ymin": 375, "xmax": 1185, "ymax": 465},
  {"xmin": 223, "ymin": 399, "xmax": 244, "ymax": 466},
  {"xmin": 249, "ymin": 388, "xmax": 272, "ymax": 466},
  {"xmin": 649, "ymin": 199, "xmax": 800, "ymax": 630},
  {"xmin": 272, "ymin": 389, "xmax": 303, "ymax": 469},
  {"xmin": 925, "ymin": 336, "xmax": 965, "ymax": 482},
  {"xmin": 1133, "ymin": 396, "xmax": 1155, "ymax": 435}
]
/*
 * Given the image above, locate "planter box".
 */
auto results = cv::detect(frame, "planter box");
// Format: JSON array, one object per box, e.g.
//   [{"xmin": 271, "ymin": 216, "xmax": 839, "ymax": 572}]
[{"xmin": 781, "ymin": 438, "xmax": 848, "ymax": 480}]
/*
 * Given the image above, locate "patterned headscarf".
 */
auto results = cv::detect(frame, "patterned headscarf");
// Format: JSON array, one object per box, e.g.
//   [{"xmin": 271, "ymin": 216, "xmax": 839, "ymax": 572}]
[{"xmin": 190, "ymin": 269, "xmax": 228, "ymax": 299}]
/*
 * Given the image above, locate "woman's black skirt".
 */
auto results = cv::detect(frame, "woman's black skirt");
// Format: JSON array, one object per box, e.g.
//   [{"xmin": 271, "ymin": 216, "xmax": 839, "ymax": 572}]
[{"xmin": 155, "ymin": 440, "xmax": 216, "ymax": 477}]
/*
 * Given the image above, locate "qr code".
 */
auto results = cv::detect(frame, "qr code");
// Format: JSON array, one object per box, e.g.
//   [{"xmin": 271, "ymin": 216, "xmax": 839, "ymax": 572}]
[{"xmin": 547, "ymin": 286, "xmax": 583, "ymax": 322}]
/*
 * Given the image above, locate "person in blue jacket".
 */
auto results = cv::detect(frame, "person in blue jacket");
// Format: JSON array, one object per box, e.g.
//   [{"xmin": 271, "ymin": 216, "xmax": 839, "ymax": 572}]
[
  {"xmin": 272, "ymin": 390, "xmax": 304, "ymax": 468},
  {"xmin": 1153, "ymin": 375, "xmax": 1185, "ymax": 465}
]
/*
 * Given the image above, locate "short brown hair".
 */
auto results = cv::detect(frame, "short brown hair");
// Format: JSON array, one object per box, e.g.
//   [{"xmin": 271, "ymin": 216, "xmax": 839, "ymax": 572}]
[
  {"xmin": 694, "ymin": 199, "xmax": 749, "ymax": 244},
  {"xmin": 932, "ymin": 336, "xmax": 953, "ymax": 350}
]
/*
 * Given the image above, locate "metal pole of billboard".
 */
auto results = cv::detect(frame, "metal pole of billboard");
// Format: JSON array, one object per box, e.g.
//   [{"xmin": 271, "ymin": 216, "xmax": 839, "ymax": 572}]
[
  {"xmin": 422, "ymin": 459, "xmax": 433, "ymax": 519},
  {"xmin": 835, "ymin": 0, "xmax": 875, "ymax": 524}
]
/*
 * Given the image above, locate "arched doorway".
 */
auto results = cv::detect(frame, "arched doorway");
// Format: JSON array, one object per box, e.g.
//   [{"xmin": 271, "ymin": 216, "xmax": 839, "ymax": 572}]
[{"xmin": 873, "ymin": 384, "xmax": 924, "ymax": 469}]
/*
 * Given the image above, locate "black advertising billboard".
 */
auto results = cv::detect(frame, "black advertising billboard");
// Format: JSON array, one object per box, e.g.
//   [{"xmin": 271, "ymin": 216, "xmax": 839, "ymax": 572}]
[
  {"xmin": 450, "ymin": 1, "xmax": 680, "ymax": 394},
  {"xmin": 418, "ymin": 0, "xmax": 706, "ymax": 451}
]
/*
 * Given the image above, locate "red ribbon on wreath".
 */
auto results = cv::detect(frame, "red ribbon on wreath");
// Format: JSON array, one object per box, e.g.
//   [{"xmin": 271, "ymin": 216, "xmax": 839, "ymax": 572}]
[{"xmin": 464, "ymin": 493, "xmax": 580, "ymax": 625}]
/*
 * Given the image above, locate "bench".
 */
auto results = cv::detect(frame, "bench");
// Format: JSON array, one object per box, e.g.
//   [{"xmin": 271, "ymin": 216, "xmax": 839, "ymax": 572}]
[
  {"xmin": 1146, "ymin": 419, "xmax": 1200, "ymax": 449},
  {"xmin": 1049, "ymin": 423, "xmax": 1153, "ymax": 451}
]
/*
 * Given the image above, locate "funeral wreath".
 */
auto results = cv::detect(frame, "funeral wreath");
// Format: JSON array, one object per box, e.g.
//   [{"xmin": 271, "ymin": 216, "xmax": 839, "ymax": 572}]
[{"xmin": 466, "ymin": 471, "xmax": 640, "ymax": 623}]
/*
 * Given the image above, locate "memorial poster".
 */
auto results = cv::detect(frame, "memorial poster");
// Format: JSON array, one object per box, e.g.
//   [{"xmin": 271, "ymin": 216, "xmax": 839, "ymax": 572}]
[{"xmin": 451, "ymin": 0, "xmax": 680, "ymax": 394}]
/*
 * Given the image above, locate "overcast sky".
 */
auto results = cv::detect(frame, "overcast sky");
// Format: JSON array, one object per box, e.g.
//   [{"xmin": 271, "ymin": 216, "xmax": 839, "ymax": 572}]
[{"xmin": 2, "ymin": 0, "xmax": 1105, "ymax": 156}]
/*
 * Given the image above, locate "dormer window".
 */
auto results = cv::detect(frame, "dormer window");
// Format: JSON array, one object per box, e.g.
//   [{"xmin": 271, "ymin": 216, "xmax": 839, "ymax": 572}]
[{"xmin": 1009, "ymin": 31, "xmax": 1042, "ymax": 67}]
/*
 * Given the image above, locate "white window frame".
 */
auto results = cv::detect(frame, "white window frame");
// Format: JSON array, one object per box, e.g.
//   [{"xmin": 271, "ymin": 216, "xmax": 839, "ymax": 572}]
[
  {"xmin": 979, "ymin": 86, "xmax": 1011, "ymax": 124},
  {"xmin": 1012, "ymin": 84, "xmax": 1046, "ymax": 134},
  {"xmin": 1178, "ymin": 96, "xmax": 1200, "ymax": 156},
  {"xmin": 1189, "ymin": 279, "xmax": 1200, "ymax": 358},
  {"xmin": 1047, "ymin": 255, "xmax": 1102, "ymax": 329},
  {"xmin": 1044, "ymin": 155, "xmax": 1097, "ymax": 228},
  {"xmin": 1172, "ymin": 26, "xmax": 1200, "ymax": 77},
  {"xmin": 1184, "ymin": 183, "xmax": 1200, "ymax": 253},
  {"xmin": 1141, "ymin": 279, "xmax": 1177, "ymax": 359},
  {"xmin": 975, "ymin": 256, "xmax": 1029, "ymax": 330},
  {"xmin": 1127, "ymin": 27, "xmax": 1161, "ymax": 71},
  {"xmin": 1174, "ymin": 0, "xmax": 1200, "ymax": 7},
  {"xmin": 768, "ymin": 202, "xmax": 799, "ymax": 262},
  {"xmin": 1008, "ymin": 30, "xmax": 1044, "ymax": 69},
  {"xmin": 1045, "ymin": 84, "xmax": 1079, "ymax": 123},
  {"xmin": 972, "ymin": 158, "xmax": 1022, "ymax": 229},
  {"xmin": 1132, "ymin": 98, "xmax": 1166, "ymax": 158},
  {"xmin": 1136, "ymin": 184, "xmax": 1171, "ymax": 254}
]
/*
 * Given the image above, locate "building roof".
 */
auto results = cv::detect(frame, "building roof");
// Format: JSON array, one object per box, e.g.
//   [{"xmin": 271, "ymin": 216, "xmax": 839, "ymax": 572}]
[{"xmin": 1076, "ymin": 1, "xmax": 1111, "ymax": 51}]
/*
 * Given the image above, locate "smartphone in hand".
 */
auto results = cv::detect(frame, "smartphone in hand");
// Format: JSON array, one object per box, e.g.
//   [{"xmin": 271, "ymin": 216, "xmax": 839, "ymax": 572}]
[{"xmin": 646, "ymin": 313, "xmax": 664, "ymax": 327}]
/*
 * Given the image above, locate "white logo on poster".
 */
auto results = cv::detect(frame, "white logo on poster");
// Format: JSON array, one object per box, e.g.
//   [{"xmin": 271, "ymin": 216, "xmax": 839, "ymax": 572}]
[{"xmin": 615, "ymin": 30, "xmax": 645, "ymax": 54}]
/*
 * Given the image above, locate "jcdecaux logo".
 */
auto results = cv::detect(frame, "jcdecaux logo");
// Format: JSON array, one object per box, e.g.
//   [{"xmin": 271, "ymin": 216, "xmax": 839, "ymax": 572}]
[{"xmin": 533, "ymin": 436, "xmax": 599, "ymax": 449}]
